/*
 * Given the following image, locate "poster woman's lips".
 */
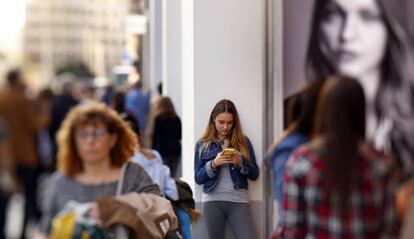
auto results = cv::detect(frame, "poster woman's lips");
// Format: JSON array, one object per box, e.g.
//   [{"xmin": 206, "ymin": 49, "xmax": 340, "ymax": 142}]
[{"xmin": 336, "ymin": 49, "xmax": 358, "ymax": 61}]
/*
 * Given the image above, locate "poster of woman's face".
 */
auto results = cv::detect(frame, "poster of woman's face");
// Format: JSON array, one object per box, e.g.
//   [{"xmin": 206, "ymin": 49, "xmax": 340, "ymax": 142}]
[
  {"xmin": 319, "ymin": 0, "xmax": 388, "ymax": 81},
  {"xmin": 284, "ymin": 0, "xmax": 414, "ymax": 176}
]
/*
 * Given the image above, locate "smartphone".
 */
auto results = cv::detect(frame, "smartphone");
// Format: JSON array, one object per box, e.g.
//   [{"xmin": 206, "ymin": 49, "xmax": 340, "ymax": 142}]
[{"xmin": 222, "ymin": 148, "xmax": 236, "ymax": 156}]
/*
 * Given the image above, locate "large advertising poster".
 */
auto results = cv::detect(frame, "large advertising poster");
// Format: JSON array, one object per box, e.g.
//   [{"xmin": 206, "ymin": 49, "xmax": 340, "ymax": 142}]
[{"xmin": 283, "ymin": 0, "xmax": 414, "ymax": 176}]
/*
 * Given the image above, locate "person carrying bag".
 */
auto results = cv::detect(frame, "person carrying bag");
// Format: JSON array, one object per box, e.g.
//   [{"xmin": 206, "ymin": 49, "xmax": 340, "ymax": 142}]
[{"xmin": 35, "ymin": 102, "xmax": 161, "ymax": 239}]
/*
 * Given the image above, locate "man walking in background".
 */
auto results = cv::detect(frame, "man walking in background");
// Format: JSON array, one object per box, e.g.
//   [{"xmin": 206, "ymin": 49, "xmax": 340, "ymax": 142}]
[{"xmin": 0, "ymin": 69, "xmax": 49, "ymax": 239}]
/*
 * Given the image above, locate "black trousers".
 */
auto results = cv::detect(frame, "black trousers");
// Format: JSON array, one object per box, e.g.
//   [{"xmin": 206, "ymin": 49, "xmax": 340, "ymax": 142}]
[
  {"xmin": 0, "ymin": 189, "xmax": 9, "ymax": 239},
  {"xmin": 163, "ymin": 156, "xmax": 181, "ymax": 177},
  {"xmin": 16, "ymin": 166, "xmax": 40, "ymax": 239}
]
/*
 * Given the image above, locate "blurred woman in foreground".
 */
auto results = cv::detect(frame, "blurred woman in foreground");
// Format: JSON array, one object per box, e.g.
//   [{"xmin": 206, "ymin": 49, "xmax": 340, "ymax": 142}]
[{"xmin": 276, "ymin": 75, "xmax": 399, "ymax": 238}]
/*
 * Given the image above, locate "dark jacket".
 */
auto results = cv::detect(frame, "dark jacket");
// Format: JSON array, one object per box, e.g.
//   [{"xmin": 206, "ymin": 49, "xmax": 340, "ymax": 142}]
[
  {"xmin": 49, "ymin": 94, "xmax": 79, "ymax": 166},
  {"xmin": 194, "ymin": 137, "xmax": 259, "ymax": 193},
  {"xmin": 152, "ymin": 115, "xmax": 182, "ymax": 157}
]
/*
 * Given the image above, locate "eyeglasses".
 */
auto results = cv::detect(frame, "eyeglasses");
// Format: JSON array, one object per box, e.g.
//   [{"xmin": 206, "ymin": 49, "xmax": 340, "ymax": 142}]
[{"xmin": 75, "ymin": 128, "xmax": 109, "ymax": 141}]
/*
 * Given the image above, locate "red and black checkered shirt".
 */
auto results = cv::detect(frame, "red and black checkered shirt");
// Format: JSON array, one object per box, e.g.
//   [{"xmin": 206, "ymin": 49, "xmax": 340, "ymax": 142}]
[{"xmin": 275, "ymin": 143, "xmax": 399, "ymax": 239}]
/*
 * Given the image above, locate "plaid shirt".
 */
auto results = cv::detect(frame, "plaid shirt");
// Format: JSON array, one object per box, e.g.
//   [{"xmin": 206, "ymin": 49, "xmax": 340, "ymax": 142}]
[{"xmin": 275, "ymin": 144, "xmax": 399, "ymax": 239}]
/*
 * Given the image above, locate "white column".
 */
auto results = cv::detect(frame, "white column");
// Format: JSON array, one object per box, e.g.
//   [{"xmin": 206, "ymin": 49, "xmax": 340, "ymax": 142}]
[
  {"xmin": 270, "ymin": 0, "xmax": 284, "ymax": 233},
  {"xmin": 164, "ymin": 0, "xmax": 183, "ymax": 117},
  {"xmin": 148, "ymin": 0, "xmax": 164, "ymax": 92},
  {"xmin": 181, "ymin": 0, "xmax": 195, "ymax": 186}
]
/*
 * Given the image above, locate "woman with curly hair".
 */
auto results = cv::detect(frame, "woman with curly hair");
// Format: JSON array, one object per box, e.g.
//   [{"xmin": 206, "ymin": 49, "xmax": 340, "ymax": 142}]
[{"xmin": 36, "ymin": 102, "xmax": 160, "ymax": 237}]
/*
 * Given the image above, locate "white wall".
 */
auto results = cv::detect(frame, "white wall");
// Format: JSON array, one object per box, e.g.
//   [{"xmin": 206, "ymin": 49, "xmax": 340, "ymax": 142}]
[
  {"xmin": 193, "ymin": 0, "xmax": 265, "ymax": 201},
  {"xmin": 165, "ymin": 0, "xmax": 183, "ymax": 117},
  {"xmin": 166, "ymin": 0, "xmax": 267, "ymax": 237}
]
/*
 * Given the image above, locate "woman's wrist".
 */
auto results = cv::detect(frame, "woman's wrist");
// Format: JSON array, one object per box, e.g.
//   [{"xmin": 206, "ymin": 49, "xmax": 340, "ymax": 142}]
[{"xmin": 211, "ymin": 159, "xmax": 217, "ymax": 170}]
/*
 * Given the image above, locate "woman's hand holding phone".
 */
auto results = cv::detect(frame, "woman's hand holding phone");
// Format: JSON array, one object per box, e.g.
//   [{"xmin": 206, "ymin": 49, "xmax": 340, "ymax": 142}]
[
  {"xmin": 212, "ymin": 148, "xmax": 241, "ymax": 169},
  {"xmin": 232, "ymin": 153, "xmax": 241, "ymax": 165},
  {"xmin": 212, "ymin": 152, "xmax": 233, "ymax": 169},
  {"xmin": 223, "ymin": 148, "xmax": 242, "ymax": 165}
]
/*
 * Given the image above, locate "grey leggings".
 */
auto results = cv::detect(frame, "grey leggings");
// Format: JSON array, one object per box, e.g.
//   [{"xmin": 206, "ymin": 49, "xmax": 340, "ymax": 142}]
[{"xmin": 202, "ymin": 201, "xmax": 257, "ymax": 239}]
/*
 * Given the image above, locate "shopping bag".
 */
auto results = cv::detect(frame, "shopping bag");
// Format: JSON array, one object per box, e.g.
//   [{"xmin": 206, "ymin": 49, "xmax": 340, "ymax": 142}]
[{"xmin": 50, "ymin": 201, "xmax": 110, "ymax": 239}]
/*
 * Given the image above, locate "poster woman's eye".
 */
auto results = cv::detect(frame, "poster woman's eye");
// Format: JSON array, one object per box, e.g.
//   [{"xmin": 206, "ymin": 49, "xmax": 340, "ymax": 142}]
[
  {"xmin": 323, "ymin": 5, "xmax": 343, "ymax": 22},
  {"xmin": 359, "ymin": 9, "xmax": 382, "ymax": 22}
]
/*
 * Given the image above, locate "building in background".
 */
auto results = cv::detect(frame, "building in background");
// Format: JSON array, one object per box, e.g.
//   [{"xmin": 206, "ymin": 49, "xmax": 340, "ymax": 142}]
[
  {"xmin": 24, "ymin": 0, "xmax": 146, "ymax": 88},
  {"xmin": 0, "ymin": 0, "xmax": 25, "ymax": 87}
]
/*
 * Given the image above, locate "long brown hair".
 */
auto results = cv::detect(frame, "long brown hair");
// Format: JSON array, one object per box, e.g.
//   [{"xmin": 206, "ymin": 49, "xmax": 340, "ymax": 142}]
[
  {"xmin": 56, "ymin": 102, "xmax": 138, "ymax": 177},
  {"xmin": 269, "ymin": 79, "xmax": 324, "ymax": 151},
  {"xmin": 313, "ymin": 75, "xmax": 366, "ymax": 210},
  {"xmin": 156, "ymin": 96, "xmax": 177, "ymax": 118},
  {"xmin": 199, "ymin": 99, "xmax": 250, "ymax": 161}
]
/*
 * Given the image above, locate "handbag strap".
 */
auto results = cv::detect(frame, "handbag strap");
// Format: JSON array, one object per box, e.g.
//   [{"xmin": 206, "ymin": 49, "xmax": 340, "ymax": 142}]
[{"xmin": 116, "ymin": 162, "xmax": 129, "ymax": 196}]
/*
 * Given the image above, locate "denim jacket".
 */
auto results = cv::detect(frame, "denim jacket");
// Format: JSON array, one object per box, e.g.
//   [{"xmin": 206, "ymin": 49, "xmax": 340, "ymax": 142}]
[
  {"xmin": 269, "ymin": 133, "xmax": 308, "ymax": 219},
  {"xmin": 194, "ymin": 137, "xmax": 259, "ymax": 193}
]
